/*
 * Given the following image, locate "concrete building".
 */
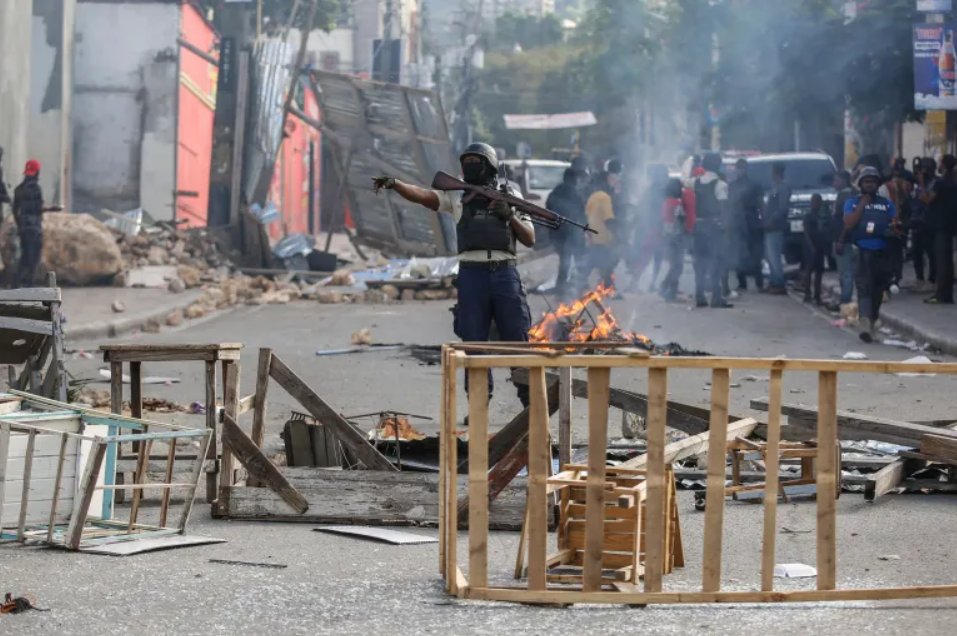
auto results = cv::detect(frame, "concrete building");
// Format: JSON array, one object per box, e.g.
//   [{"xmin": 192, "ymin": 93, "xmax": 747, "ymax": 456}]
[
  {"xmin": 72, "ymin": 0, "xmax": 217, "ymax": 224},
  {"xmin": 290, "ymin": 0, "xmax": 425, "ymax": 86},
  {"xmin": 30, "ymin": 0, "xmax": 77, "ymax": 209},
  {"xmin": 0, "ymin": 1, "xmax": 35, "ymax": 192}
]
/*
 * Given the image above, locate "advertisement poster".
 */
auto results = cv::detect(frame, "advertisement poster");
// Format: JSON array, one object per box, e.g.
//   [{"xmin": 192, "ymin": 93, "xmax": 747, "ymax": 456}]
[
  {"xmin": 915, "ymin": 23, "xmax": 957, "ymax": 110},
  {"xmin": 917, "ymin": 1, "xmax": 953, "ymax": 12}
]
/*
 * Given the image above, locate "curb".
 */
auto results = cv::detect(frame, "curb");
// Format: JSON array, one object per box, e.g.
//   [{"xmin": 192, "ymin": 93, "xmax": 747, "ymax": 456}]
[
  {"xmin": 821, "ymin": 280, "xmax": 957, "ymax": 357},
  {"xmin": 64, "ymin": 292, "xmax": 205, "ymax": 342}
]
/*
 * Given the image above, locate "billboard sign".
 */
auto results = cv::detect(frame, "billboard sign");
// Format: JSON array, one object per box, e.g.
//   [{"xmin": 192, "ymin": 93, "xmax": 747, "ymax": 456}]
[{"xmin": 915, "ymin": 23, "xmax": 957, "ymax": 110}]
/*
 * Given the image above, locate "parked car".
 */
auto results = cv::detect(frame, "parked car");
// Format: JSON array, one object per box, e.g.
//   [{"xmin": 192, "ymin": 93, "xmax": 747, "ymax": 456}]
[
  {"xmin": 724, "ymin": 152, "xmax": 838, "ymax": 264},
  {"xmin": 502, "ymin": 159, "xmax": 571, "ymax": 203}
]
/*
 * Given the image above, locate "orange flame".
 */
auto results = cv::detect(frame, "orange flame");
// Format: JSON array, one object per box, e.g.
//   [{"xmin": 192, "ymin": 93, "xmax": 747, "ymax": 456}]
[{"xmin": 528, "ymin": 283, "xmax": 652, "ymax": 345}]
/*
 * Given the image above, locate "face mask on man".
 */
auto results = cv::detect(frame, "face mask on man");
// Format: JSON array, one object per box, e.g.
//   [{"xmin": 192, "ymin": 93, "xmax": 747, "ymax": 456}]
[{"xmin": 462, "ymin": 162, "xmax": 490, "ymax": 185}]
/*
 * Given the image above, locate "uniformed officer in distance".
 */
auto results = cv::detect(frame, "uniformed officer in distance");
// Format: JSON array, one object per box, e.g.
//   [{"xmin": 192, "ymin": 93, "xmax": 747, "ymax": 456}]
[{"xmin": 373, "ymin": 143, "xmax": 535, "ymax": 406}]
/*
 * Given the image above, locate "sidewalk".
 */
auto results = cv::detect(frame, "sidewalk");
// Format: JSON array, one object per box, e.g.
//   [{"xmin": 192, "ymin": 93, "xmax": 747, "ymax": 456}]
[
  {"xmin": 822, "ymin": 271, "xmax": 957, "ymax": 356},
  {"xmin": 61, "ymin": 287, "xmax": 205, "ymax": 341}
]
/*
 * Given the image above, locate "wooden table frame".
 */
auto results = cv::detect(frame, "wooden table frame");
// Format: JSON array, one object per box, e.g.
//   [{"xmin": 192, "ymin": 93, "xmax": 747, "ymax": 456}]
[
  {"xmin": 439, "ymin": 342, "xmax": 957, "ymax": 606},
  {"xmin": 100, "ymin": 344, "xmax": 242, "ymax": 504}
]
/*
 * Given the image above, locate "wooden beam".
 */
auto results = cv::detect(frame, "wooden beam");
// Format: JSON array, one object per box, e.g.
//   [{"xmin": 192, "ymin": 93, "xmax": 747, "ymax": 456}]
[
  {"xmin": 583, "ymin": 367, "xmax": 610, "ymax": 592},
  {"xmin": 66, "ymin": 442, "xmax": 107, "ymax": 549},
  {"xmin": 761, "ymin": 369, "xmax": 783, "ymax": 592},
  {"xmin": 702, "ymin": 368, "xmax": 730, "ymax": 593},
  {"xmin": 750, "ymin": 398, "xmax": 957, "ymax": 448},
  {"xmin": 467, "ymin": 368, "xmax": 489, "ymax": 589},
  {"xmin": 920, "ymin": 434, "xmax": 957, "ymax": 462},
  {"xmin": 526, "ymin": 367, "xmax": 549, "ymax": 592},
  {"xmin": 268, "ymin": 355, "xmax": 396, "ymax": 472},
  {"xmin": 620, "ymin": 418, "xmax": 758, "ymax": 469},
  {"xmin": 644, "ymin": 367, "xmax": 668, "ymax": 593},
  {"xmin": 864, "ymin": 457, "xmax": 909, "ymax": 502},
  {"xmin": 220, "ymin": 413, "xmax": 308, "ymax": 514},
  {"xmin": 558, "ymin": 367, "xmax": 572, "ymax": 468},
  {"xmin": 247, "ymin": 348, "xmax": 273, "ymax": 488},
  {"xmin": 816, "ymin": 371, "xmax": 838, "ymax": 591}
]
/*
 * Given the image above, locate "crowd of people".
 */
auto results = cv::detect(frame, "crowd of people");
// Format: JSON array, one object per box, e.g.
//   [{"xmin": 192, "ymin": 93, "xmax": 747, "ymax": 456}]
[{"xmin": 546, "ymin": 151, "xmax": 957, "ymax": 343}]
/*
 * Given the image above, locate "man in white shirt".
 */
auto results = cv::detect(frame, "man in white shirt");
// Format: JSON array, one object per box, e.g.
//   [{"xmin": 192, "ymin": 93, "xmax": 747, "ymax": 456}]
[{"xmin": 373, "ymin": 143, "xmax": 535, "ymax": 406}]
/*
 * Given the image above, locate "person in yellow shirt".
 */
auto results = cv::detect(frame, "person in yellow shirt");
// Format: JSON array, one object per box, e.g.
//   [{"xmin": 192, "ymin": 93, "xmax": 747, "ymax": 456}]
[{"xmin": 585, "ymin": 169, "xmax": 621, "ymax": 289}]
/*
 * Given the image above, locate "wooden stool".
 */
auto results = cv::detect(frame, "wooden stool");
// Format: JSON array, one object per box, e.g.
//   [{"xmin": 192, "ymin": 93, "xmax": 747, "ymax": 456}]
[
  {"xmin": 100, "ymin": 343, "xmax": 242, "ymax": 505},
  {"xmin": 727, "ymin": 437, "xmax": 842, "ymax": 502}
]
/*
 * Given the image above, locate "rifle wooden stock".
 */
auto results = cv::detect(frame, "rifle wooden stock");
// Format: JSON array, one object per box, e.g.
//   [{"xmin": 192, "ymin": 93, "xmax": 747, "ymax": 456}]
[{"xmin": 430, "ymin": 171, "xmax": 596, "ymax": 234}]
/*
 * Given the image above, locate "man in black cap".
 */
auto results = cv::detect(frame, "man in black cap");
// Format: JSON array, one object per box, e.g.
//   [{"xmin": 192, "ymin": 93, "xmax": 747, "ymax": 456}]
[{"xmin": 373, "ymin": 143, "xmax": 535, "ymax": 405}]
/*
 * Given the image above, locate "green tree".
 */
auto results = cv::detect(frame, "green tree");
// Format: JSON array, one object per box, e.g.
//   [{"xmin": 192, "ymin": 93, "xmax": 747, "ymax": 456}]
[{"xmin": 491, "ymin": 12, "xmax": 564, "ymax": 52}]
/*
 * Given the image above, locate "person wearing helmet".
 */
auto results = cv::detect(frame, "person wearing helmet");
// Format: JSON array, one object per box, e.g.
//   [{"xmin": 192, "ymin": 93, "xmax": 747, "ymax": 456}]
[
  {"xmin": 372, "ymin": 143, "xmax": 535, "ymax": 406},
  {"xmin": 841, "ymin": 166, "xmax": 898, "ymax": 342},
  {"xmin": 12, "ymin": 160, "xmax": 47, "ymax": 288}
]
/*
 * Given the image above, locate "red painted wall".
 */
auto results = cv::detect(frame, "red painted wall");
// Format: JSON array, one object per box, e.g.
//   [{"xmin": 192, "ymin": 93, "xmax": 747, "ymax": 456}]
[
  {"xmin": 176, "ymin": 4, "xmax": 217, "ymax": 227},
  {"xmin": 267, "ymin": 89, "xmax": 321, "ymax": 239}
]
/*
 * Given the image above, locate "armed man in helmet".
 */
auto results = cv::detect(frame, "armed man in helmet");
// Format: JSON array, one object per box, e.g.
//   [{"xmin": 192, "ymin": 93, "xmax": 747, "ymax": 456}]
[
  {"xmin": 840, "ymin": 166, "xmax": 899, "ymax": 343},
  {"xmin": 372, "ymin": 143, "xmax": 536, "ymax": 406}
]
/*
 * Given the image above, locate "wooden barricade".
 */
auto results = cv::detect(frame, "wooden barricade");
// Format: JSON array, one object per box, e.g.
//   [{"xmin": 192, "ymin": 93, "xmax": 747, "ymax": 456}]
[{"xmin": 439, "ymin": 343, "xmax": 957, "ymax": 605}]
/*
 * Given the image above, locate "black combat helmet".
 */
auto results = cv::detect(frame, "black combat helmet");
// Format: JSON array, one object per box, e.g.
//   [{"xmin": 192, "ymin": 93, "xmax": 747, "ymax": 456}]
[{"xmin": 460, "ymin": 142, "xmax": 499, "ymax": 172}]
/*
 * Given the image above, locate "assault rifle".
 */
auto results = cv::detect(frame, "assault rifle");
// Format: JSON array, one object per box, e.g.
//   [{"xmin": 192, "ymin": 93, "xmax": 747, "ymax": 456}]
[{"xmin": 430, "ymin": 171, "xmax": 597, "ymax": 234}]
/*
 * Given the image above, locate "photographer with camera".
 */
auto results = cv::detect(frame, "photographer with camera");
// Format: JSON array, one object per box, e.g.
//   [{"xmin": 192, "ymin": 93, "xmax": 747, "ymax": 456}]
[{"xmin": 840, "ymin": 166, "xmax": 898, "ymax": 342}]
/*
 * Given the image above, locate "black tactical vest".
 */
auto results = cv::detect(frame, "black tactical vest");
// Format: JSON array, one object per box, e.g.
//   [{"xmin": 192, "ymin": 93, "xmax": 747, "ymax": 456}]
[{"xmin": 456, "ymin": 193, "xmax": 516, "ymax": 255}]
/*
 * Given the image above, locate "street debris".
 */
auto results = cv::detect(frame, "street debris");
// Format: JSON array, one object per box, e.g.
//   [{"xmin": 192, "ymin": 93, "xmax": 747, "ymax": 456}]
[
  {"xmin": 209, "ymin": 559, "xmax": 288, "ymax": 569},
  {"xmin": 314, "ymin": 526, "xmax": 438, "ymax": 545},
  {"xmin": 315, "ymin": 344, "xmax": 405, "ymax": 357},
  {"xmin": 111, "ymin": 300, "xmax": 126, "ymax": 313},
  {"xmin": 98, "ymin": 368, "xmax": 181, "ymax": 384},
  {"xmin": 842, "ymin": 351, "xmax": 868, "ymax": 360},
  {"xmin": 1, "ymin": 593, "xmax": 49, "ymax": 615},
  {"xmin": 878, "ymin": 554, "xmax": 902, "ymax": 561},
  {"xmin": 896, "ymin": 355, "xmax": 937, "ymax": 377},
  {"xmin": 351, "ymin": 328, "xmax": 374, "ymax": 345},
  {"xmin": 773, "ymin": 563, "xmax": 817, "ymax": 578},
  {"xmin": 780, "ymin": 527, "xmax": 813, "ymax": 535}
]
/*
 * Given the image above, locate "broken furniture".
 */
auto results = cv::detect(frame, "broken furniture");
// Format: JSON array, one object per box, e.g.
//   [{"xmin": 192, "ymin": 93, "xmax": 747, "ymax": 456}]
[
  {"xmin": 100, "ymin": 343, "xmax": 241, "ymax": 504},
  {"xmin": 0, "ymin": 391, "xmax": 211, "ymax": 551},
  {"xmin": 440, "ymin": 342, "xmax": 957, "ymax": 605},
  {"xmin": 519, "ymin": 465, "xmax": 683, "ymax": 587},
  {"xmin": 214, "ymin": 349, "xmax": 530, "ymax": 527},
  {"xmin": 726, "ymin": 438, "xmax": 841, "ymax": 502},
  {"xmin": 1, "ymin": 273, "xmax": 67, "ymax": 401}
]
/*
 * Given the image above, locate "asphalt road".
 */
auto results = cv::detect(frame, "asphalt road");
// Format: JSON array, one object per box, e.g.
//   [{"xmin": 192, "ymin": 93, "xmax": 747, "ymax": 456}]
[{"xmin": 3, "ymin": 259, "xmax": 956, "ymax": 635}]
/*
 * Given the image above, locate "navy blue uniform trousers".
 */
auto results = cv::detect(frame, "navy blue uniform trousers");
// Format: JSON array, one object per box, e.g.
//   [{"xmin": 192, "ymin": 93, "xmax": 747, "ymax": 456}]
[{"xmin": 455, "ymin": 262, "xmax": 532, "ymax": 405}]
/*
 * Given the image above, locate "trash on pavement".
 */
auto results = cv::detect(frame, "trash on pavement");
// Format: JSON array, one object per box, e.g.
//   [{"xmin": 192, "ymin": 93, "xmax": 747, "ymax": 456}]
[
  {"xmin": 98, "ymin": 368, "xmax": 181, "ymax": 384},
  {"xmin": 773, "ymin": 563, "xmax": 817, "ymax": 578},
  {"xmin": 896, "ymin": 355, "xmax": 938, "ymax": 377},
  {"xmin": 209, "ymin": 559, "xmax": 288, "ymax": 569},
  {"xmin": 314, "ymin": 526, "xmax": 439, "ymax": 545},
  {"xmin": 842, "ymin": 351, "xmax": 868, "ymax": 360}
]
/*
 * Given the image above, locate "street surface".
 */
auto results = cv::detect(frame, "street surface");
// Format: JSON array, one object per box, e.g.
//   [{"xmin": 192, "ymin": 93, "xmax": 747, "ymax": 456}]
[{"xmin": 3, "ymin": 257, "xmax": 957, "ymax": 635}]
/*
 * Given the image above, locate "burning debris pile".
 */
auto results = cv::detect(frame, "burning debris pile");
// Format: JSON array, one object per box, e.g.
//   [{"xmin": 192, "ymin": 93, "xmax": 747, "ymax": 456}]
[{"xmin": 528, "ymin": 284, "xmax": 708, "ymax": 356}]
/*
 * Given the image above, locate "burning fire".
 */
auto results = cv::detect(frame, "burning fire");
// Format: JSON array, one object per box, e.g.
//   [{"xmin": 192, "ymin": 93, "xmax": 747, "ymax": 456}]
[{"xmin": 528, "ymin": 283, "xmax": 652, "ymax": 346}]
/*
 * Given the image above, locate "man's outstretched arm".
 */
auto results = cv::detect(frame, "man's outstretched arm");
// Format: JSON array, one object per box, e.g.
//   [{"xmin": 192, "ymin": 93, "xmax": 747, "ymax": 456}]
[{"xmin": 372, "ymin": 177, "xmax": 440, "ymax": 211}]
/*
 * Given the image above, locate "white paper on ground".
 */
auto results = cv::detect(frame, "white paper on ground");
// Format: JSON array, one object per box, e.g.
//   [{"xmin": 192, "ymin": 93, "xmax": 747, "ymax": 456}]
[
  {"xmin": 314, "ymin": 526, "xmax": 438, "ymax": 545},
  {"xmin": 773, "ymin": 563, "xmax": 818, "ymax": 578},
  {"xmin": 98, "ymin": 368, "xmax": 181, "ymax": 384},
  {"xmin": 895, "ymin": 355, "xmax": 937, "ymax": 378},
  {"xmin": 842, "ymin": 351, "xmax": 868, "ymax": 360}
]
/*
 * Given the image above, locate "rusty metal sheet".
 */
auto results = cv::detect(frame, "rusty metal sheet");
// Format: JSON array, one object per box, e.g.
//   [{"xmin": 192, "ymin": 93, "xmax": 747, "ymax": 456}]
[{"xmin": 312, "ymin": 71, "xmax": 456, "ymax": 256}]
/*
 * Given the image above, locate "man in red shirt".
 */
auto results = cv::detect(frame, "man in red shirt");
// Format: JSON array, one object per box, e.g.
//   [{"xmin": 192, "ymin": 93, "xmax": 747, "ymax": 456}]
[{"xmin": 658, "ymin": 178, "xmax": 696, "ymax": 301}]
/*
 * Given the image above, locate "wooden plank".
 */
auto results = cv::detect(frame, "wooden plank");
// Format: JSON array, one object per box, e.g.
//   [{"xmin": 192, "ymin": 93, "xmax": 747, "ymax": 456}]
[
  {"xmin": 268, "ymin": 355, "xmax": 396, "ymax": 472},
  {"xmin": 101, "ymin": 343, "xmax": 243, "ymax": 353},
  {"xmin": 0, "ymin": 316, "xmax": 55, "ymax": 336},
  {"xmin": 864, "ymin": 458, "xmax": 908, "ymax": 502},
  {"xmin": 621, "ymin": 418, "xmax": 758, "ymax": 470},
  {"xmin": 751, "ymin": 398, "xmax": 957, "ymax": 447},
  {"xmin": 467, "ymin": 368, "xmax": 489, "ymax": 589},
  {"xmin": 16, "ymin": 430, "xmax": 36, "ymax": 541},
  {"xmin": 220, "ymin": 413, "xmax": 308, "ymax": 514},
  {"xmin": 467, "ymin": 355, "xmax": 957, "ymax": 374},
  {"xmin": 218, "ymin": 360, "xmax": 240, "ymax": 508},
  {"xmin": 920, "ymin": 434, "xmax": 957, "ymax": 462},
  {"xmin": 439, "ymin": 347, "xmax": 448, "ymax": 577},
  {"xmin": 527, "ymin": 366, "xmax": 549, "ymax": 592},
  {"xmin": 205, "ymin": 361, "xmax": 217, "ymax": 504},
  {"xmin": 159, "ymin": 437, "xmax": 177, "ymax": 527},
  {"xmin": 65, "ymin": 442, "xmax": 107, "ymax": 550},
  {"xmin": 248, "ymin": 348, "xmax": 273, "ymax": 487},
  {"xmin": 226, "ymin": 469, "xmax": 532, "ymax": 528},
  {"xmin": 445, "ymin": 349, "xmax": 459, "ymax": 591},
  {"xmin": 558, "ymin": 367, "xmax": 572, "ymax": 468},
  {"xmin": 0, "ymin": 287, "xmax": 61, "ymax": 303},
  {"xmin": 285, "ymin": 419, "xmax": 315, "ymax": 467},
  {"xmin": 583, "ymin": 367, "xmax": 610, "ymax": 592},
  {"xmin": 46, "ymin": 433, "xmax": 69, "ymax": 543},
  {"xmin": 128, "ymin": 436, "xmax": 153, "ymax": 531},
  {"xmin": 129, "ymin": 362, "xmax": 143, "ymax": 419},
  {"xmin": 702, "ymin": 368, "xmax": 730, "ymax": 593},
  {"xmin": 816, "ymin": 371, "xmax": 838, "ymax": 591},
  {"xmin": 644, "ymin": 367, "xmax": 667, "ymax": 593},
  {"xmin": 178, "ymin": 432, "xmax": 212, "ymax": 531},
  {"xmin": 0, "ymin": 423, "xmax": 9, "ymax": 529},
  {"xmin": 110, "ymin": 362, "xmax": 123, "ymax": 417},
  {"xmin": 761, "ymin": 369, "xmax": 783, "ymax": 592}
]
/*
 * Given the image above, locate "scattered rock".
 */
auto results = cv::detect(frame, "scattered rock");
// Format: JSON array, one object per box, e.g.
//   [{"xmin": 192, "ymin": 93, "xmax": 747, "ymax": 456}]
[
  {"xmin": 113, "ymin": 271, "xmax": 128, "ymax": 288},
  {"xmin": 0, "ymin": 213, "xmax": 123, "ymax": 285},
  {"xmin": 184, "ymin": 303, "xmax": 207, "ymax": 319},
  {"xmin": 327, "ymin": 269, "xmax": 355, "ymax": 287},
  {"xmin": 177, "ymin": 265, "xmax": 202, "ymax": 288},
  {"xmin": 76, "ymin": 387, "xmax": 111, "ymax": 408},
  {"xmin": 415, "ymin": 289, "xmax": 449, "ymax": 301},
  {"xmin": 363, "ymin": 289, "xmax": 391, "ymax": 304},
  {"xmin": 111, "ymin": 300, "xmax": 126, "ymax": 313},
  {"xmin": 380, "ymin": 284, "xmax": 400, "ymax": 300},
  {"xmin": 265, "ymin": 291, "xmax": 292, "ymax": 304},
  {"xmin": 351, "ymin": 328, "xmax": 373, "ymax": 345},
  {"xmin": 165, "ymin": 311, "xmax": 184, "ymax": 327},
  {"xmin": 168, "ymin": 277, "xmax": 186, "ymax": 293},
  {"xmin": 147, "ymin": 245, "xmax": 168, "ymax": 266},
  {"xmin": 400, "ymin": 289, "xmax": 416, "ymax": 302},
  {"xmin": 142, "ymin": 319, "xmax": 162, "ymax": 333},
  {"xmin": 317, "ymin": 290, "xmax": 343, "ymax": 304}
]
